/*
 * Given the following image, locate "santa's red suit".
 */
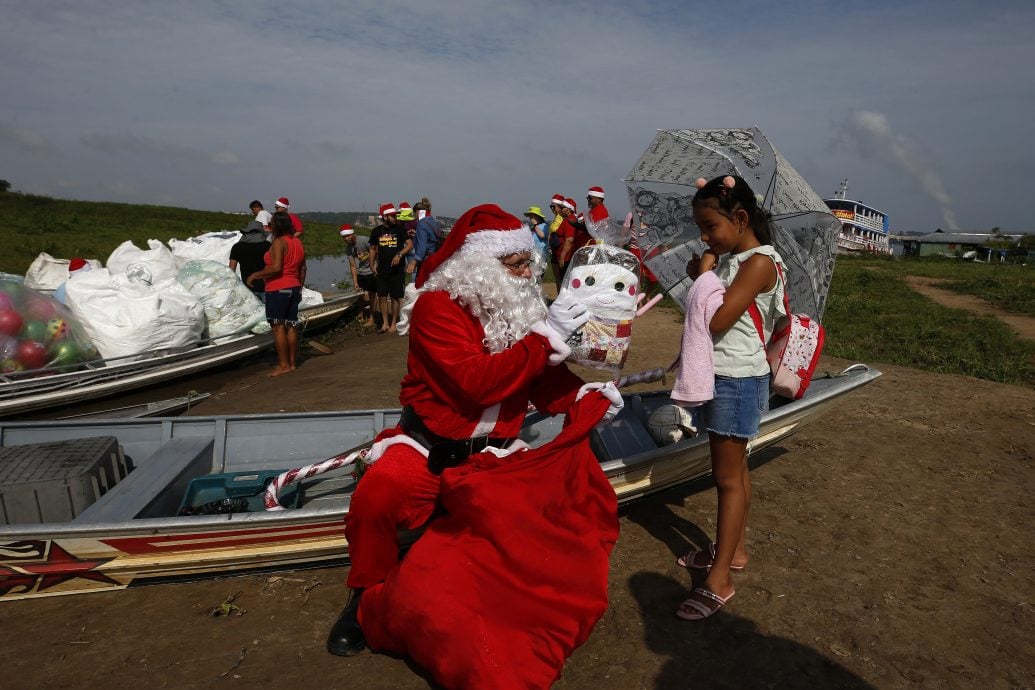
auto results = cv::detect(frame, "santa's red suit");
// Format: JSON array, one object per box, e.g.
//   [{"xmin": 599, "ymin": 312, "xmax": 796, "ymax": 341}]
[
  {"xmin": 344, "ymin": 290, "xmax": 584, "ymax": 588},
  {"xmin": 344, "ymin": 203, "xmax": 589, "ymax": 589},
  {"xmin": 334, "ymin": 203, "xmax": 623, "ymax": 686}
]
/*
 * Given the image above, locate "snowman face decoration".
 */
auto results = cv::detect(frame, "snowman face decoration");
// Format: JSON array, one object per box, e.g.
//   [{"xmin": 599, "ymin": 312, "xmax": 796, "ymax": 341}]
[{"xmin": 567, "ymin": 263, "xmax": 639, "ymax": 320}]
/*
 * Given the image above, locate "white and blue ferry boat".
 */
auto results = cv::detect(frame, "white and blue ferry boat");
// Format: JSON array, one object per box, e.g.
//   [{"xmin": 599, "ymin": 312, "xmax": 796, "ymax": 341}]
[{"xmin": 824, "ymin": 179, "xmax": 891, "ymax": 255}]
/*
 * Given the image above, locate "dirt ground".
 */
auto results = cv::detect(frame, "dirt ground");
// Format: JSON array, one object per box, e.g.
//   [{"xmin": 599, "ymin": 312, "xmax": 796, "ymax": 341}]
[{"xmin": 2, "ymin": 290, "xmax": 1033, "ymax": 689}]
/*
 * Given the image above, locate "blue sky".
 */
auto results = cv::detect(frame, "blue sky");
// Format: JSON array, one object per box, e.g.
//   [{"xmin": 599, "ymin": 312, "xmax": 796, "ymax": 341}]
[{"xmin": 2, "ymin": 0, "xmax": 1032, "ymax": 232}]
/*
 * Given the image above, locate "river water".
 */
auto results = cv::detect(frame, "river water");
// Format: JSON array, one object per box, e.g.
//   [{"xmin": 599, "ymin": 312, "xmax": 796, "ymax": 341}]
[{"xmin": 305, "ymin": 254, "xmax": 351, "ymax": 293}]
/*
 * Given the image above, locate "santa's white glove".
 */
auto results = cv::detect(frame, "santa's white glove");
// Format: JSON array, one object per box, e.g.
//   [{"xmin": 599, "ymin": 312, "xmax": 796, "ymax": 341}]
[
  {"xmin": 576, "ymin": 381, "xmax": 625, "ymax": 423},
  {"xmin": 546, "ymin": 289, "xmax": 590, "ymax": 341},
  {"xmin": 529, "ymin": 289, "xmax": 591, "ymax": 366}
]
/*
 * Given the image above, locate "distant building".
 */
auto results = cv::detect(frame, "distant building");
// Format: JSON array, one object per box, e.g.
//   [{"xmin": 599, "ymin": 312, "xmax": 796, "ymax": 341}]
[{"xmin": 899, "ymin": 230, "xmax": 1027, "ymax": 261}]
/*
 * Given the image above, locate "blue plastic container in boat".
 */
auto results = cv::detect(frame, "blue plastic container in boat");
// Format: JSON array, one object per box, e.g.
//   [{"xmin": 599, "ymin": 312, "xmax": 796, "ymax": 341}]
[{"xmin": 178, "ymin": 470, "xmax": 302, "ymax": 515}]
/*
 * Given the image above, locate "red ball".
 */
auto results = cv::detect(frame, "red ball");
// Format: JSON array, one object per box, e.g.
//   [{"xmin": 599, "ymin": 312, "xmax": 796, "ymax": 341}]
[
  {"xmin": 16, "ymin": 340, "xmax": 50, "ymax": 370},
  {"xmin": 0, "ymin": 310, "xmax": 24, "ymax": 337},
  {"xmin": 26, "ymin": 298, "xmax": 56, "ymax": 321}
]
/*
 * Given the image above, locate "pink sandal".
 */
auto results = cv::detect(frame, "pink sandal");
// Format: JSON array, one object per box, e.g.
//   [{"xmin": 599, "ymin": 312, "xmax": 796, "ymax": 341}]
[
  {"xmin": 676, "ymin": 543, "xmax": 746, "ymax": 572},
  {"xmin": 676, "ymin": 586, "xmax": 735, "ymax": 621}
]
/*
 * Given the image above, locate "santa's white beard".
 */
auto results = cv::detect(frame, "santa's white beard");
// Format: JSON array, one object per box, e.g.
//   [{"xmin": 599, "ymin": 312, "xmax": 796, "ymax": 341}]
[{"xmin": 398, "ymin": 252, "xmax": 548, "ymax": 353}]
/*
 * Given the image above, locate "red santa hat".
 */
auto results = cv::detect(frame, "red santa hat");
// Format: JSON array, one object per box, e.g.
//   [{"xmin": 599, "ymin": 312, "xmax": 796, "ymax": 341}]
[
  {"xmin": 339, "ymin": 224, "xmax": 354, "ymax": 237},
  {"xmin": 398, "ymin": 201, "xmax": 412, "ymax": 212},
  {"xmin": 563, "ymin": 198, "xmax": 577, "ymax": 212},
  {"xmin": 415, "ymin": 204, "xmax": 534, "ymax": 288},
  {"xmin": 68, "ymin": 257, "xmax": 89, "ymax": 274},
  {"xmin": 275, "ymin": 197, "xmax": 290, "ymax": 209},
  {"xmin": 550, "ymin": 194, "xmax": 565, "ymax": 208},
  {"xmin": 379, "ymin": 203, "xmax": 397, "ymax": 217},
  {"xmin": 587, "ymin": 186, "xmax": 605, "ymax": 199}
]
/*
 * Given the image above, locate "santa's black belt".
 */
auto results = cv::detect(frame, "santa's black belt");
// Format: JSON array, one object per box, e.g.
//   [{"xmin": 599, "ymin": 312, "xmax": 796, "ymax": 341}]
[{"xmin": 400, "ymin": 406, "xmax": 514, "ymax": 475}]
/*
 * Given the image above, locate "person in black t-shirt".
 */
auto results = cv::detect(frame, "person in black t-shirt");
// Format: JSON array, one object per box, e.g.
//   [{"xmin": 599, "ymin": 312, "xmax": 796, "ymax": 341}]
[
  {"xmin": 229, "ymin": 220, "xmax": 270, "ymax": 300},
  {"xmin": 369, "ymin": 204, "xmax": 413, "ymax": 333}
]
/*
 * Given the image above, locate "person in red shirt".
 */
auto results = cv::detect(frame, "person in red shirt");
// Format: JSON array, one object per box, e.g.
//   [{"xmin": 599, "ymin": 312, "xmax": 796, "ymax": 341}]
[
  {"xmin": 274, "ymin": 197, "xmax": 304, "ymax": 238},
  {"xmin": 246, "ymin": 213, "xmax": 306, "ymax": 376}
]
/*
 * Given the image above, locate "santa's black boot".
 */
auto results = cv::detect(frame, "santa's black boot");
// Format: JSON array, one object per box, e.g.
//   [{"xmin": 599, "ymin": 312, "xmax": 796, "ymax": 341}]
[{"xmin": 326, "ymin": 589, "xmax": 365, "ymax": 656}]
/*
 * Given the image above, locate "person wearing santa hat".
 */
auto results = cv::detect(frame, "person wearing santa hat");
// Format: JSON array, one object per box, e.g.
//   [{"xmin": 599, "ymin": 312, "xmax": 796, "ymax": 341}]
[
  {"xmin": 274, "ymin": 197, "xmax": 304, "ymax": 238},
  {"xmin": 368, "ymin": 203, "xmax": 413, "ymax": 333},
  {"xmin": 546, "ymin": 194, "xmax": 567, "ymax": 289},
  {"xmin": 326, "ymin": 203, "xmax": 624, "ymax": 657},
  {"xmin": 340, "ymin": 225, "xmax": 376, "ymax": 326},
  {"xmin": 553, "ymin": 197, "xmax": 579, "ymax": 280},
  {"xmin": 565, "ymin": 186, "xmax": 607, "ymax": 254}
]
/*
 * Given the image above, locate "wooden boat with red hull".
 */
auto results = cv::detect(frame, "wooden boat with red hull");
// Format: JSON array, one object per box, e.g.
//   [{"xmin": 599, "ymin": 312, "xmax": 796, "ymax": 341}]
[{"xmin": 0, "ymin": 364, "xmax": 880, "ymax": 600}]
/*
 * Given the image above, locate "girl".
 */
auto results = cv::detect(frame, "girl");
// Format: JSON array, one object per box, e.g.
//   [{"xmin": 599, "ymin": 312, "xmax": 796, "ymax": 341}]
[
  {"xmin": 676, "ymin": 175, "xmax": 785, "ymax": 621},
  {"xmin": 247, "ymin": 212, "xmax": 307, "ymax": 377}
]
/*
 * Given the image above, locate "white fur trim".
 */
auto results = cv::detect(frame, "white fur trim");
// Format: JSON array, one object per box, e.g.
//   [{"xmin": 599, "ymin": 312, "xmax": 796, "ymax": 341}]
[
  {"xmin": 587, "ymin": 189, "xmax": 605, "ymax": 198},
  {"xmin": 367, "ymin": 434, "xmax": 429, "ymax": 462},
  {"xmin": 460, "ymin": 228, "xmax": 534, "ymax": 258},
  {"xmin": 339, "ymin": 229, "xmax": 354, "ymax": 236},
  {"xmin": 529, "ymin": 321, "xmax": 571, "ymax": 366},
  {"xmin": 395, "ymin": 284, "xmax": 422, "ymax": 335},
  {"xmin": 472, "ymin": 403, "xmax": 500, "ymax": 437}
]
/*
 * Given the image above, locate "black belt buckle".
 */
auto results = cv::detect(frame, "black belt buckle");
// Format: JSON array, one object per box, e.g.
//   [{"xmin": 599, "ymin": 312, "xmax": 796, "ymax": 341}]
[{"xmin": 427, "ymin": 440, "xmax": 471, "ymax": 475}]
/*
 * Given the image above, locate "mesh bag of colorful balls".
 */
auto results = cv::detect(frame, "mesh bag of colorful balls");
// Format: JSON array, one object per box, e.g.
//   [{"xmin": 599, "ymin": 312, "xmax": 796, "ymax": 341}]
[{"xmin": 0, "ymin": 277, "xmax": 99, "ymax": 375}]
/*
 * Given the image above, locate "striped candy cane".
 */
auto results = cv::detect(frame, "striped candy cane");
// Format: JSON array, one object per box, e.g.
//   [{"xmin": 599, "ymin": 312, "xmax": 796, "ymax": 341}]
[
  {"xmin": 264, "ymin": 435, "xmax": 428, "ymax": 510},
  {"xmin": 613, "ymin": 366, "xmax": 665, "ymax": 388}
]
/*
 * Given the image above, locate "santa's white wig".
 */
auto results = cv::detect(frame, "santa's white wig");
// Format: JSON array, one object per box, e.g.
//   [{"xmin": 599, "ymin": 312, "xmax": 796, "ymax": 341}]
[{"xmin": 397, "ymin": 250, "xmax": 547, "ymax": 353}]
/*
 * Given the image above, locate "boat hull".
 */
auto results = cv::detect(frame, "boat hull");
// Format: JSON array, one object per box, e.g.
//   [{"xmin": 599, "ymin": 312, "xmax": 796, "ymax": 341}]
[{"xmin": 0, "ymin": 365, "xmax": 881, "ymax": 600}]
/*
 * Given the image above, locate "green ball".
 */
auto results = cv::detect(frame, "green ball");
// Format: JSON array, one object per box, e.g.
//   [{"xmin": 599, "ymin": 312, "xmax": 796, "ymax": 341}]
[
  {"xmin": 50, "ymin": 341, "xmax": 81, "ymax": 365},
  {"xmin": 0, "ymin": 281, "xmax": 24, "ymax": 298},
  {"xmin": 21, "ymin": 320, "xmax": 48, "ymax": 341}
]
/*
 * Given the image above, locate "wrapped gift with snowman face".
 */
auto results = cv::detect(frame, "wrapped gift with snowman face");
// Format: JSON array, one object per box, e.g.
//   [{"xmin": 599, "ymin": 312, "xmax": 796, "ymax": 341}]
[{"xmin": 560, "ymin": 244, "xmax": 641, "ymax": 372}]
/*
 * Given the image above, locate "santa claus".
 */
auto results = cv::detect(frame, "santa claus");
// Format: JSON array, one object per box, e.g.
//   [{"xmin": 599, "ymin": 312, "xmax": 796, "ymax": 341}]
[{"xmin": 327, "ymin": 203, "xmax": 623, "ymax": 661}]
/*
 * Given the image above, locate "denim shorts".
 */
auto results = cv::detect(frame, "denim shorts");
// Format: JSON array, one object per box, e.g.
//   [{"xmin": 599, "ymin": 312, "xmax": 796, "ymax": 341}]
[
  {"xmin": 265, "ymin": 286, "xmax": 302, "ymax": 326},
  {"xmin": 701, "ymin": 374, "xmax": 770, "ymax": 439}
]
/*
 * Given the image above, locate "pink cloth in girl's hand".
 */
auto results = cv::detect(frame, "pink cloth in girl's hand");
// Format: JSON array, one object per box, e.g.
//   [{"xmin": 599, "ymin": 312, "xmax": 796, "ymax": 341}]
[{"xmin": 670, "ymin": 272, "xmax": 725, "ymax": 406}]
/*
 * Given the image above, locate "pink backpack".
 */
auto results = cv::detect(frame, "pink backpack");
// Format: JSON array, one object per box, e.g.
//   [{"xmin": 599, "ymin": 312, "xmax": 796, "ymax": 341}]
[{"xmin": 748, "ymin": 263, "xmax": 825, "ymax": 400}]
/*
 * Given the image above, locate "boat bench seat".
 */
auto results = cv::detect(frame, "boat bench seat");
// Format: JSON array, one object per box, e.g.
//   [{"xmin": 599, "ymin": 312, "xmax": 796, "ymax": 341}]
[
  {"xmin": 73, "ymin": 437, "xmax": 214, "ymax": 523},
  {"xmin": 590, "ymin": 395, "xmax": 658, "ymax": 462}
]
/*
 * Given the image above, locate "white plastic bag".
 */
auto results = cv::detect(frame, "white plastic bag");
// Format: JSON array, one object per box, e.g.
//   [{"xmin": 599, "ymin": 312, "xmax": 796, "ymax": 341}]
[
  {"xmin": 24, "ymin": 253, "xmax": 102, "ymax": 290},
  {"xmin": 561, "ymin": 245, "xmax": 641, "ymax": 372},
  {"xmin": 299, "ymin": 287, "xmax": 325, "ymax": 308},
  {"xmin": 168, "ymin": 231, "xmax": 242, "ymax": 270},
  {"xmin": 106, "ymin": 240, "xmax": 181, "ymax": 286},
  {"xmin": 64, "ymin": 268, "xmax": 205, "ymax": 361},
  {"xmin": 176, "ymin": 260, "xmax": 269, "ymax": 338}
]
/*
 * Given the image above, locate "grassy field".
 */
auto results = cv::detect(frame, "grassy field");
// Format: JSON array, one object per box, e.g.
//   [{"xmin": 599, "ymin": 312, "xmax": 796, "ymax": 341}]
[
  {"xmin": 0, "ymin": 192, "xmax": 359, "ymax": 276},
  {"xmin": 823, "ymin": 256, "xmax": 1035, "ymax": 387},
  {"xmin": 832, "ymin": 254, "xmax": 1035, "ymax": 317}
]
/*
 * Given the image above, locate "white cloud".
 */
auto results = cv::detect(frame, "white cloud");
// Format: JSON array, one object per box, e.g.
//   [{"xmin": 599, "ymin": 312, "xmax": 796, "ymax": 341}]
[{"xmin": 0, "ymin": 123, "xmax": 54, "ymax": 151}]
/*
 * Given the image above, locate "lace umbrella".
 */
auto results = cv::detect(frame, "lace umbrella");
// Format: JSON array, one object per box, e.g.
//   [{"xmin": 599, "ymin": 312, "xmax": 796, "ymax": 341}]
[{"xmin": 623, "ymin": 128, "xmax": 840, "ymax": 319}]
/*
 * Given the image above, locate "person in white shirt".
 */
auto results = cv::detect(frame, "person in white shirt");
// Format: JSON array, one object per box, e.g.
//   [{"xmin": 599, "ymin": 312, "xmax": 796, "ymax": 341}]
[{"xmin": 249, "ymin": 200, "xmax": 272, "ymax": 234}]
